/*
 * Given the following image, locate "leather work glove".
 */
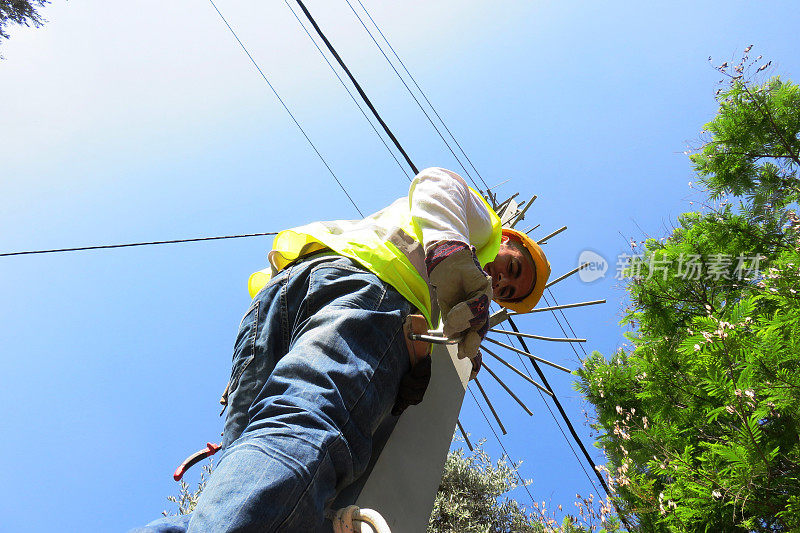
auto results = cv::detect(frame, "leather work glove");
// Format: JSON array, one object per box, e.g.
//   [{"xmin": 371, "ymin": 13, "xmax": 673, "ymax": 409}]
[
  {"xmin": 392, "ymin": 355, "xmax": 431, "ymax": 416},
  {"xmin": 469, "ymin": 351, "xmax": 482, "ymax": 381},
  {"xmin": 426, "ymin": 241, "xmax": 493, "ymax": 360}
]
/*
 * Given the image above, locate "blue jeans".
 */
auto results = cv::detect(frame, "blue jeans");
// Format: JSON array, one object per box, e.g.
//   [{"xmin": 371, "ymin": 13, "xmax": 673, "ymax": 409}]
[{"xmin": 134, "ymin": 255, "xmax": 412, "ymax": 532}]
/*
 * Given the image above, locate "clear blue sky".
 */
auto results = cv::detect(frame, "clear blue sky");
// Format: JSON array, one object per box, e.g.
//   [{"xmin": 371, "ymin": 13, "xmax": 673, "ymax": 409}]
[{"xmin": 2, "ymin": 1, "xmax": 799, "ymax": 531}]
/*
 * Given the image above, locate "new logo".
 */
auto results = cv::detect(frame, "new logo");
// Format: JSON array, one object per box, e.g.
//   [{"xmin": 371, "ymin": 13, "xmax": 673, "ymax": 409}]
[{"xmin": 578, "ymin": 250, "xmax": 608, "ymax": 282}]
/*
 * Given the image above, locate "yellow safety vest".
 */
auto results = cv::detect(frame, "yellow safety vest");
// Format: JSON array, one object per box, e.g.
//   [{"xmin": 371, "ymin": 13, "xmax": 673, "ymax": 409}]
[{"xmin": 248, "ymin": 188, "xmax": 502, "ymax": 327}]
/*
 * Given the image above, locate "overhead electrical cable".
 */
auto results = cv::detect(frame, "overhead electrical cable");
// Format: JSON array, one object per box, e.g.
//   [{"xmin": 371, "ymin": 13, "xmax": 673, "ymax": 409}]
[
  {"xmin": 492, "ymin": 313, "xmax": 603, "ymax": 497},
  {"xmin": 498, "ymin": 336, "xmax": 601, "ymax": 497},
  {"xmin": 346, "ymin": 0, "xmax": 491, "ymax": 191},
  {"xmin": 207, "ymin": 0, "xmax": 364, "ymax": 217},
  {"xmin": 293, "ymin": 0, "xmax": 419, "ymax": 176},
  {"xmin": 507, "ymin": 317, "xmax": 631, "ymax": 529},
  {"xmin": 282, "ymin": 6, "xmax": 530, "ymax": 496},
  {"xmin": 8, "ymin": 1, "xmax": 374, "ymax": 260},
  {"xmin": 3, "ymin": 6, "xmax": 619, "ymax": 524},
  {"xmin": 542, "ymin": 293, "xmax": 585, "ymax": 363},
  {"xmin": 342, "ymin": 0, "xmax": 482, "ymax": 191},
  {"xmin": 467, "ymin": 388, "xmax": 541, "ymax": 515},
  {"xmin": 0, "ymin": 232, "xmax": 279, "ymax": 257},
  {"xmin": 547, "ymin": 289, "xmax": 590, "ymax": 358},
  {"xmin": 283, "ymin": 0, "xmax": 411, "ymax": 182}
]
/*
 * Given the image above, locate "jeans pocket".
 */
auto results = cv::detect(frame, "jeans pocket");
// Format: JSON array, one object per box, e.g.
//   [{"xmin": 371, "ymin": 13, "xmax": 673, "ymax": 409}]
[
  {"xmin": 307, "ymin": 261, "xmax": 387, "ymax": 313},
  {"xmin": 224, "ymin": 300, "xmax": 261, "ymax": 403}
]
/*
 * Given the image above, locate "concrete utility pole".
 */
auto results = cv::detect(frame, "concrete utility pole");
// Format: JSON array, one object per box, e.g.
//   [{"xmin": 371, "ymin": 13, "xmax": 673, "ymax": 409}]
[{"xmin": 334, "ymin": 342, "xmax": 472, "ymax": 532}]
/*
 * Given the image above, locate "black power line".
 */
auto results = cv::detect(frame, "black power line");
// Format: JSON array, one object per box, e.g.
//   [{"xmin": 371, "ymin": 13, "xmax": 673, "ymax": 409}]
[
  {"xmin": 0, "ymin": 232, "xmax": 279, "ymax": 257},
  {"xmin": 342, "ymin": 0, "xmax": 481, "ymax": 190},
  {"xmin": 293, "ymin": 0, "xmax": 419, "ymax": 176},
  {"xmin": 548, "ymin": 289, "xmax": 590, "ymax": 358},
  {"xmin": 493, "ymin": 318, "xmax": 603, "ymax": 499},
  {"xmin": 505, "ymin": 317, "xmax": 605, "ymax": 490},
  {"xmin": 283, "ymin": 0, "xmax": 411, "ymax": 182},
  {"xmin": 6, "ymin": 0, "xmax": 374, "ymax": 261},
  {"xmin": 345, "ymin": 0, "xmax": 490, "ymax": 191},
  {"xmin": 508, "ymin": 317, "xmax": 632, "ymax": 530},
  {"xmin": 467, "ymin": 387, "xmax": 542, "ymax": 516}
]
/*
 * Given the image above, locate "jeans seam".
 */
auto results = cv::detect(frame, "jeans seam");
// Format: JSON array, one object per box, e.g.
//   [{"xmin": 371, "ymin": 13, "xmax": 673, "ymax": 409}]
[
  {"xmin": 270, "ymin": 434, "xmax": 341, "ymax": 532},
  {"xmin": 238, "ymin": 298, "xmax": 259, "ymax": 330},
  {"xmin": 280, "ymin": 266, "xmax": 291, "ymax": 356},
  {"xmin": 341, "ymin": 316, "xmax": 406, "ymax": 437},
  {"xmin": 250, "ymin": 301, "xmax": 260, "ymax": 355},
  {"xmin": 371, "ymin": 281, "xmax": 388, "ymax": 312},
  {"xmin": 228, "ymin": 300, "xmax": 261, "ymax": 397}
]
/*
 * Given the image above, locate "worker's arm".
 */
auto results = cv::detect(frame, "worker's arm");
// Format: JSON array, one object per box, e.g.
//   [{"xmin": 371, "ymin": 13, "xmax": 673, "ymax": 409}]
[
  {"xmin": 408, "ymin": 167, "xmax": 495, "ymax": 250},
  {"xmin": 408, "ymin": 168, "xmax": 493, "ymax": 360}
]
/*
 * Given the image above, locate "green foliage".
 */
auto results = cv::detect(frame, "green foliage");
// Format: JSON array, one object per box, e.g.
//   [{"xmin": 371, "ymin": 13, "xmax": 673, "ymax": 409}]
[
  {"xmin": 428, "ymin": 438, "xmax": 624, "ymax": 532},
  {"xmin": 577, "ymin": 52, "xmax": 800, "ymax": 532},
  {"xmin": 0, "ymin": 0, "xmax": 50, "ymax": 42},
  {"xmin": 692, "ymin": 50, "xmax": 800, "ymax": 214},
  {"xmin": 164, "ymin": 461, "xmax": 212, "ymax": 516},
  {"xmin": 428, "ymin": 439, "xmax": 544, "ymax": 533}
]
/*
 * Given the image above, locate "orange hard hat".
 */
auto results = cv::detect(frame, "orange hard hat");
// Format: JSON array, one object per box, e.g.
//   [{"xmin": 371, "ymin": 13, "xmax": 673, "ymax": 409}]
[{"xmin": 495, "ymin": 228, "xmax": 551, "ymax": 313}]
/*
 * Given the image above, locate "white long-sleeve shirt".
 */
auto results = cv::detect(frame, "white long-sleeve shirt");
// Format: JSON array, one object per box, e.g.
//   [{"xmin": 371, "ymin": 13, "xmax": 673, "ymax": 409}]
[{"xmin": 408, "ymin": 167, "xmax": 496, "ymax": 253}]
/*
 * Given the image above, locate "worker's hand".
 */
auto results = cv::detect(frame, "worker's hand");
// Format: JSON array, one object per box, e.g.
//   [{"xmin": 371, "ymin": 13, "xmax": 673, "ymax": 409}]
[
  {"xmin": 392, "ymin": 355, "xmax": 431, "ymax": 416},
  {"xmin": 427, "ymin": 241, "xmax": 492, "ymax": 360}
]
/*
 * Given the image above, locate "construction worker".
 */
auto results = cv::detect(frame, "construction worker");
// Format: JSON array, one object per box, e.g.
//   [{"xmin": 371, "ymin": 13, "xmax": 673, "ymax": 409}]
[{"xmin": 133, "ymin": 167, "xmax": 549, "ymax": 532}]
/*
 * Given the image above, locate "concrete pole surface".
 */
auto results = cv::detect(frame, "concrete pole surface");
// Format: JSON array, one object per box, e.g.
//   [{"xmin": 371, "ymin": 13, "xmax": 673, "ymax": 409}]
[{"xmin": 332, "ymin": 343, "xmax": 472, "ymax": 532}]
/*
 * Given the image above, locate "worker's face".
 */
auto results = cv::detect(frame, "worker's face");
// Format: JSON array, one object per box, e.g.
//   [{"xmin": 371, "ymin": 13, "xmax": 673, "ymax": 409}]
[{"xmin": 483, "ymin": 236, "xmax": 536, "ymax": 302}]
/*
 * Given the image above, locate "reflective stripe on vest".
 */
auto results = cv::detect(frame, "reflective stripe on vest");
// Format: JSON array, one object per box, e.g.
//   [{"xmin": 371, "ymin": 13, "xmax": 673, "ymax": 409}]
[{"xmin": 248, "ymin": 191, "xmax": 501, "ymax": 328}]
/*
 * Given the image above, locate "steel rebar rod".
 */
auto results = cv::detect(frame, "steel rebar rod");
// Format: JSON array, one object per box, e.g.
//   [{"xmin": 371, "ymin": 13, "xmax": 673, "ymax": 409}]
[
  {"xmin": 481, "ymin": 361, "xmax": 534, "ymax": 416},
  {"xmin": 507, "ymin": 194, "xmax": 537, "ymax": 228},
  {"xmin": 484, "ymin": 337, "xmax": 571, "ymax": 373},
  {"xmin": 489, "ymin": 309, "xmax": 510, "ymax": 328},
  {"xmin": 489, "ymin": 329, "xmax": 586, "ymax": 343},
  {"xmin": 537, "ymin": 225, "xmax": 567, "ymax": 244},
  {"xmin": 481, "ymin": 346, "xmax": 553, "ymax": 396},
  {"xmin": 486, "ymin": 178, "xmax": 511, "ymax": 191},
  {"xmin": 524, "ymin": 224, "xmax": 541, "ymax": 235},
  {"xmin": 544, "ymin": 262, "xmax": 591, "ymax": 289},
  {"xmin": 509, "ymin": 299, "xmax": 606, "ymax": 315},
  {"xmin": 495, "ymin": 192, "xmax": 520, "ymax": 214},
  {"xmin": 456, "ymin": 418, "xmax": 473, "ymax": 451},
  {"xmin": 473, "ymin": 378, "xmax": 507, "ymax": 435}
]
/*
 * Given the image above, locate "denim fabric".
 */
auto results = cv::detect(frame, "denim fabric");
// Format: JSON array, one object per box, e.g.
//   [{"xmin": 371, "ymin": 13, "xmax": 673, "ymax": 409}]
[{"xmin": 132, "ymin": 255, "xmax": 412, "ymax": 533}]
